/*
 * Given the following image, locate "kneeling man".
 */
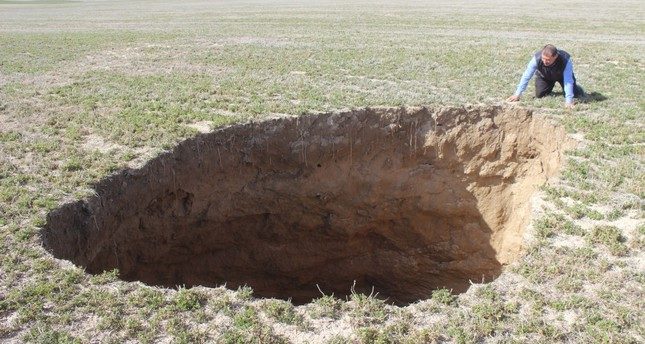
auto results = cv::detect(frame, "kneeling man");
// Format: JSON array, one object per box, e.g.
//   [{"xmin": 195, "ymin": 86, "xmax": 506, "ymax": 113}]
[{"xmin": 507, "ymin": 44, "xmax": 585, "ymax": 108}]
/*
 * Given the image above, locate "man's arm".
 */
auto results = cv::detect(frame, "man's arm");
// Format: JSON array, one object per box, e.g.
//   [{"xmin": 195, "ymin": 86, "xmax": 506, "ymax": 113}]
[
  {"xmin": 514, "ymin": 57, "xmax": 538, "ymax": 96},
  {"xmin": 563, "ymin": 59, "xmax": 574, "ymax": 105}
]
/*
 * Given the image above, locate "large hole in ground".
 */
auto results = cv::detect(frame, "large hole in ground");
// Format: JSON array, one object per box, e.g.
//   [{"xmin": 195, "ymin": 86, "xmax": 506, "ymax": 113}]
[{"xmin": 42, "ymin": 105, "xmax": 568, "ymax": 305}]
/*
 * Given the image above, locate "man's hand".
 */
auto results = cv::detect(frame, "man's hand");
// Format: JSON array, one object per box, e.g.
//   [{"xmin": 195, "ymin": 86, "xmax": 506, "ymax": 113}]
[{"xmin": 506, "ymin": 95, "xmax": 520, "ymax": 102}]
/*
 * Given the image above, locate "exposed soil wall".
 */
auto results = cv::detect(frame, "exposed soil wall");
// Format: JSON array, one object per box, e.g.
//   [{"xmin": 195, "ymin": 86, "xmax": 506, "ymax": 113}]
[{"xmin": 42, "ymin": 105, "xmax": 569, "ymax": 304}]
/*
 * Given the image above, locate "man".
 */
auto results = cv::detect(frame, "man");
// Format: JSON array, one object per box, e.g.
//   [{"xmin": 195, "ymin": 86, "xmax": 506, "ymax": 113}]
[{"xmin": 507, "ymin": 44, "xmax": 585, "ymax": 108}]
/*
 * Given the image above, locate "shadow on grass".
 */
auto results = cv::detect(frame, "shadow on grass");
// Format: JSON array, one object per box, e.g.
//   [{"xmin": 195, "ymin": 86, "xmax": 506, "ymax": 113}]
[
  {"xmin": 541, "ymin": 91, "xmax": 608, "ymax": 103},
  {"xmin": 582, "ymin": 92, "xmax": 608, "ymax": 103}
]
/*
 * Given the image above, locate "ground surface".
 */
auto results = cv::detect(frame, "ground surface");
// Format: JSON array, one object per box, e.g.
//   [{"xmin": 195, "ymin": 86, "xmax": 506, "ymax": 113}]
[{"xmin": 0, "ymin": 0, "xmax": 643, "ymax": 343}]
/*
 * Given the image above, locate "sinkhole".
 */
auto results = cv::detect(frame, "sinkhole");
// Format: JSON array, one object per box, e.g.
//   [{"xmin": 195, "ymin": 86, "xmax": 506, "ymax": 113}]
[{"xmin": 42, "ymin": 105, "xmax": 569, "ymax": 305}]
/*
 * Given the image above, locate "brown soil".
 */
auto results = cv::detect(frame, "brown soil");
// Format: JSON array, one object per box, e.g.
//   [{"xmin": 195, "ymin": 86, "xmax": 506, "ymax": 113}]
[{"xmin": 42, "ymin": 105, "xmax": 569, "ymax": 305}]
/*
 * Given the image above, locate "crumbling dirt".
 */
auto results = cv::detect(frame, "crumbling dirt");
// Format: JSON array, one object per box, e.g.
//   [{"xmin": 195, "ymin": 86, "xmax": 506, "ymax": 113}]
[{"xmin": 42, "ymin": 105, "xmax": 569, "ymax": 305}]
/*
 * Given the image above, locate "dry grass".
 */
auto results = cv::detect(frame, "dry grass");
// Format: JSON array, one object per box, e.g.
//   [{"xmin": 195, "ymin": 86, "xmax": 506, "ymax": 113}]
[{"xmin": 0, "ymin": 0, "xmax": 643, "ymax": 343}]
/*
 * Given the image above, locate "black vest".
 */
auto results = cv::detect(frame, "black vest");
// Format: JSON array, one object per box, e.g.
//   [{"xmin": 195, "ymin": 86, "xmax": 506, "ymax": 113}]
[{"xmin": 534, "ymin": 50, "xmax": 571, "ymax": 81}]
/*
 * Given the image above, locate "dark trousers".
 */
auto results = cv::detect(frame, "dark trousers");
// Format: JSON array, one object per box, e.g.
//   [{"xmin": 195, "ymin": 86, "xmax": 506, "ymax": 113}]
[{"xmin": 535, "ymin": 74, "xmax": 584, "ymax": 98}]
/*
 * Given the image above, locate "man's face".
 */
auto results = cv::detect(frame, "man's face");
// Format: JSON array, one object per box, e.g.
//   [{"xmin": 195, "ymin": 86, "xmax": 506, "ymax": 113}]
[{"xmin": 541, "ymin": 52, "xmax": 558, "ymax": 66}]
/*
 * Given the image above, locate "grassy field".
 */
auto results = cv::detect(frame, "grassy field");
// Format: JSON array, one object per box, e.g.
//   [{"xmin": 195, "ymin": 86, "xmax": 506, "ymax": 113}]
[{"xmin": 0, "ymin": 0, "xmax": 643, "ymax": 343}]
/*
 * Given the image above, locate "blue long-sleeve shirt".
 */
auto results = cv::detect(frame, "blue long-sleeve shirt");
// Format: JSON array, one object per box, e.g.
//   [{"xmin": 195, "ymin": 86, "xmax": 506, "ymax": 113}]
[{"xmin": 514, "ymin": 57, "xmax": 575, "ymax": 104}]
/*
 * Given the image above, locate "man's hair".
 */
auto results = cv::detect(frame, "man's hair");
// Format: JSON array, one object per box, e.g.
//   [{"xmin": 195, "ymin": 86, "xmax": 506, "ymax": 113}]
[{"xmin": 541, "ymin": 44, "xmax": 558, "ymax": 57}]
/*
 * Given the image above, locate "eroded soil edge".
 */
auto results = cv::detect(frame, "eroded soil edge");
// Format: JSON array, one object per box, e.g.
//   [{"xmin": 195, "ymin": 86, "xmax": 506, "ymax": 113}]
[{"xmin": 42, "ymin": 105, "xmax": 569, "ymax": 305}]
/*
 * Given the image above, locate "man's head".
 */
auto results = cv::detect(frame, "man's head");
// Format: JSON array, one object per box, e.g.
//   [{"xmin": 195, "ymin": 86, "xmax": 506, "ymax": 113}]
[{"xmin": 540, "ymin": 44, "xmax": 559, "ymax": 66}]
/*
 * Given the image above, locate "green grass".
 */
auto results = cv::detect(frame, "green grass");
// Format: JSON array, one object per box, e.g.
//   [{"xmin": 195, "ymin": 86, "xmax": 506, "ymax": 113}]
[
  {"xmin": 0, "ymin": 31, "xmax": 173, "ymax": 74},
  {"xmin": 261, "ymin": 299, "xmax": 306, "ymax": 327},
  {"xmin": 309, "ymin": 294, "xmax": 343, "ymax": 319},
  {"xmin": 0, "ymin": 0, "xmax": 643, "ymax": 342}
]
